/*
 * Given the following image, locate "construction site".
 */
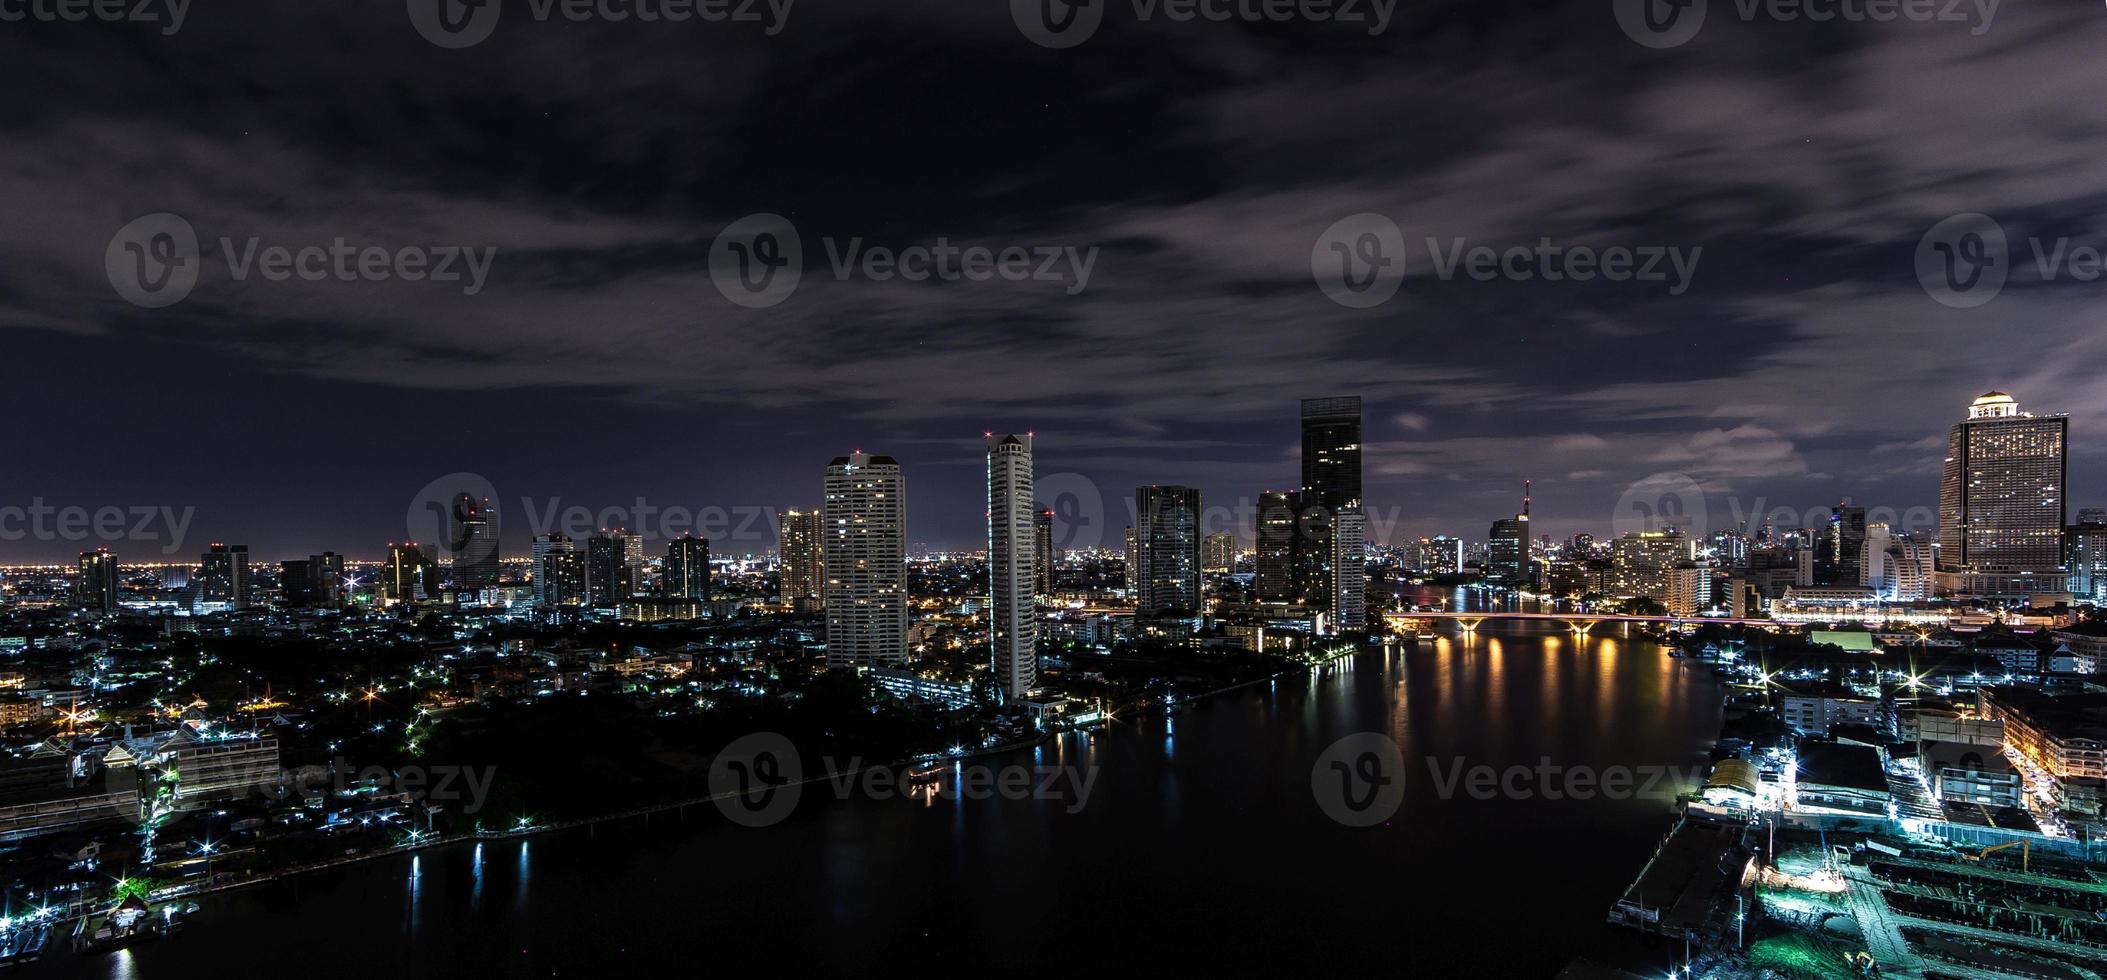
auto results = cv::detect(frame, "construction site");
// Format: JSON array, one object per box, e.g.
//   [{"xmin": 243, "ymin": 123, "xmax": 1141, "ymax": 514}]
[{"xmin": 1625, "ymin": 826, "xmax": 2107, "ymax": 979}]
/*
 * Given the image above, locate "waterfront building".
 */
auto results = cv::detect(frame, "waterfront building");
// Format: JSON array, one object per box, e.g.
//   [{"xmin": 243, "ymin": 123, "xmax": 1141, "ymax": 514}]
[
  {"xmin": 824, "ymin": 451, "xmax": 908, "ymax": 667},
  {"xmin": 1938, "ymin": 391, "xmax": 2070, "ymax": 596},
  {"xmin": 1299, "ymin": 396, "xmax": 1365, "ymax": 629},
  {"xmin": 1255, "ymin": 491, "xmax": 1298, "ymax": 601},
  {"xmin": 1486, "ymin": 483, "xmax": 1530, "ymax": 584},
  {"xmin": 988, "ymin": 434, "xmax": 1038, "ymax": 701}
]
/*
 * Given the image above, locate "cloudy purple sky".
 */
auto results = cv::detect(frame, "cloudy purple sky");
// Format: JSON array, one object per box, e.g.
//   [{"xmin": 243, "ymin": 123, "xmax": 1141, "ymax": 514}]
[{"xmin": 1, "ymin": 0, "xmax": 2103, "ymax": 561}]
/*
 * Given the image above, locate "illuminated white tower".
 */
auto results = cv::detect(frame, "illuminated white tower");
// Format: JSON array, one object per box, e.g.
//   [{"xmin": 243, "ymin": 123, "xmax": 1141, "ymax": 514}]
[
  {"xmin": 824, "ymin": 451, "xmax": 908, "ymax": 666},
  {"xmin": 987, "ymin": 434, "xmax": 1038, "ymax": 701}
]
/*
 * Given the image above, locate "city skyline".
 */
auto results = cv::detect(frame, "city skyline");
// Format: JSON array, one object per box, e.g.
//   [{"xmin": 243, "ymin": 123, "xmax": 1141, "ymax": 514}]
[
  {"xmin": 3, "ymin": 386, "xmax": 2094, "ymax": 568},
  {"xmin": 7, "ymin": 3, "xmax": 2107, "ymax": 561}
]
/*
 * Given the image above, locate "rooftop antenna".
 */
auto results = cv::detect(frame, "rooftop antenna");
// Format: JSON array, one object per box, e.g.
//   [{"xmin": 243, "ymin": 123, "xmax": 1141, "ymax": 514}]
[{"xmin": 1522, "ymin": 480, "xmax": 1532, "ymax": 519}]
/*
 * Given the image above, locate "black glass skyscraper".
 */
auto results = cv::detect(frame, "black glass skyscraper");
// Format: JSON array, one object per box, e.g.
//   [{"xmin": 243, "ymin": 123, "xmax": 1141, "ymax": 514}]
[
  {"xmin": 667, "ymin": 536, "xmax": 710, "ymax": 600},
  {"xmin": 1301, "ymin": 396, "xmax": 1362, "ymax": 510}
]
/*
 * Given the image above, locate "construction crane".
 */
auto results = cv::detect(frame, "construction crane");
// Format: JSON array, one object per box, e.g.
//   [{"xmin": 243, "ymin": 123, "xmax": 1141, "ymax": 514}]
[{"xmin": 1962, "ymin": 839, "xmax": 2030, "ymax": 872}]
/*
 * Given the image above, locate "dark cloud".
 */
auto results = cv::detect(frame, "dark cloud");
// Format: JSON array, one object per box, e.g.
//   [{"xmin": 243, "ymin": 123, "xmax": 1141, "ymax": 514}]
[{"xmin": 1, "ymin": 0, "xmax": 2104, "ymax": 559}]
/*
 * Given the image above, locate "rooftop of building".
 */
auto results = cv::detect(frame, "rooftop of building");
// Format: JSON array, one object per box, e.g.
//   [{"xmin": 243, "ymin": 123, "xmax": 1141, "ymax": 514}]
[
  {"xmin": 1981, "ymin": 685, "xmax": 2107, "ymax": 741},
  {"xmin": 1918, "ymin": 740, "xmax": 2012, "ymax": 774},
  {"xmin": 1796, "ymin": 741, "xmax": 1887, "ymax": 792}
]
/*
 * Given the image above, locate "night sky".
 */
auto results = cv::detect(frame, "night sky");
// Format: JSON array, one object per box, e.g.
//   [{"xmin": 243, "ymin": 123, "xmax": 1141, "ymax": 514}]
[{"xmin": 2, "ymin": 0, "xmax": 2104, "ymax": 562}]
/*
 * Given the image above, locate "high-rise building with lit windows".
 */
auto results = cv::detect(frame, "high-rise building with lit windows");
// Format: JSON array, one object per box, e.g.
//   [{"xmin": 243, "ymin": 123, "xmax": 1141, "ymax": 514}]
[
  {"xmin": 987, "ymin": 434, "xmax": 1037, "ymax": 700},
  {"xmin": 824, "ymin": 451, "xmax": 907, "ymax": 666},
  {"xmin": 76, "ymin": 549, "xmax": 118, "ymax": 612},
  {"xmin": 586, "ymin": 532, "xmax": 634, "ymax": 608},
  {"xmin": 197, "ymin": 543, "xmax": 250, "ymax": 609},
  {"xmin": 1255, "ymin": 490, "xmax": 1299, "ymax": 601},
  {"xmin": 449, "ymin": 494, "xmax": 499, "ymax": 590},
  {"xmin": 1298, "ymin": 396, "xmax": 1365, "ymax": 628},
  {"xmin": 1033, "ymin": 507, "xmax": 1055, "ymax": 596},
  {"xmin": 1937, "ymin": 391, "xmax": 2069, "ymax": 596},
  {"xmin": 780, "ymin": 509, "xmax": 824, "ymax": 606},
  {"xmin": 1135, "ymin": 485, "xmax": 1203, "ymax": 618},
  {"xmin": 666, "ymin": 536, "xmax": 710, "ymax": 600}
]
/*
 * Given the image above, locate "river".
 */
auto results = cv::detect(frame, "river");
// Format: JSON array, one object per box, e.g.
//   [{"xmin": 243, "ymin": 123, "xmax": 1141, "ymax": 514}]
[{"xmin": 56, "ymin": 606, "xmax": 1724, "ymax": 978}]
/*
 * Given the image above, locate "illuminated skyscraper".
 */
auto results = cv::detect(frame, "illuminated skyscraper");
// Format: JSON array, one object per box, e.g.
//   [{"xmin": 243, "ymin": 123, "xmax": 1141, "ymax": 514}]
[
  {"xmin": 448, "ymin": 494, "xmax": 499, "ymax": 590},
  {"xmin": 988, "ymin": 434, "xmax": 1038, "ymax": 701},
  {"xmin": 1937, "ymin": 391, "xmax": 2069, "ymax": 596},
  {"xmin": 779, "ymin": 509, "xmax": 824, "ymax": 606},
  {"xmin": 76, "ymin": 549, "xmax": 117, "ymax": 612},
  {"xmin": 1135, "ymin": 485, "xmax": 1203, "ymax": 618},
  {"xmin": 197, "ymin": 543, "xmax": 250, "ymax": 609},
  {"xmin": 667, "ymin": 535, "xmax": 710, "ymax": 600},
  {"xmin": 2068, "ymin": 519, "xmax": 2107, "ymax": 603},
  {"xmin": 1255, "ymin": 490, "xmax": 1298, "ymax": 602},
  {"xmin": 384, "ymin": 542, "xmax": 433, "ymax": 604},
  {"xmin": 586, "ymin": 532, "xmax": 634, "ymax": 608},
  {"xmin": 1202, "ymin": 532, "xmax": 1235, "ymax": 574},
  {"xmin": 1033, "ymin": 506, "xmax": 1055, "ymax": 597},
  {"xmin": 531, "ymin": 534, "xmax": 574, "ymax": 606},
  {"xmin": 824, "ymin": 451, "xmax": 907, "ymax": 666},
  {"xmin": 1298, "ymin": 396, "xmax": 1365, "ymax": 628},
  {"xmin": 1487, "ymin": 482, "xmax": 1531, "ymax": 583}
]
